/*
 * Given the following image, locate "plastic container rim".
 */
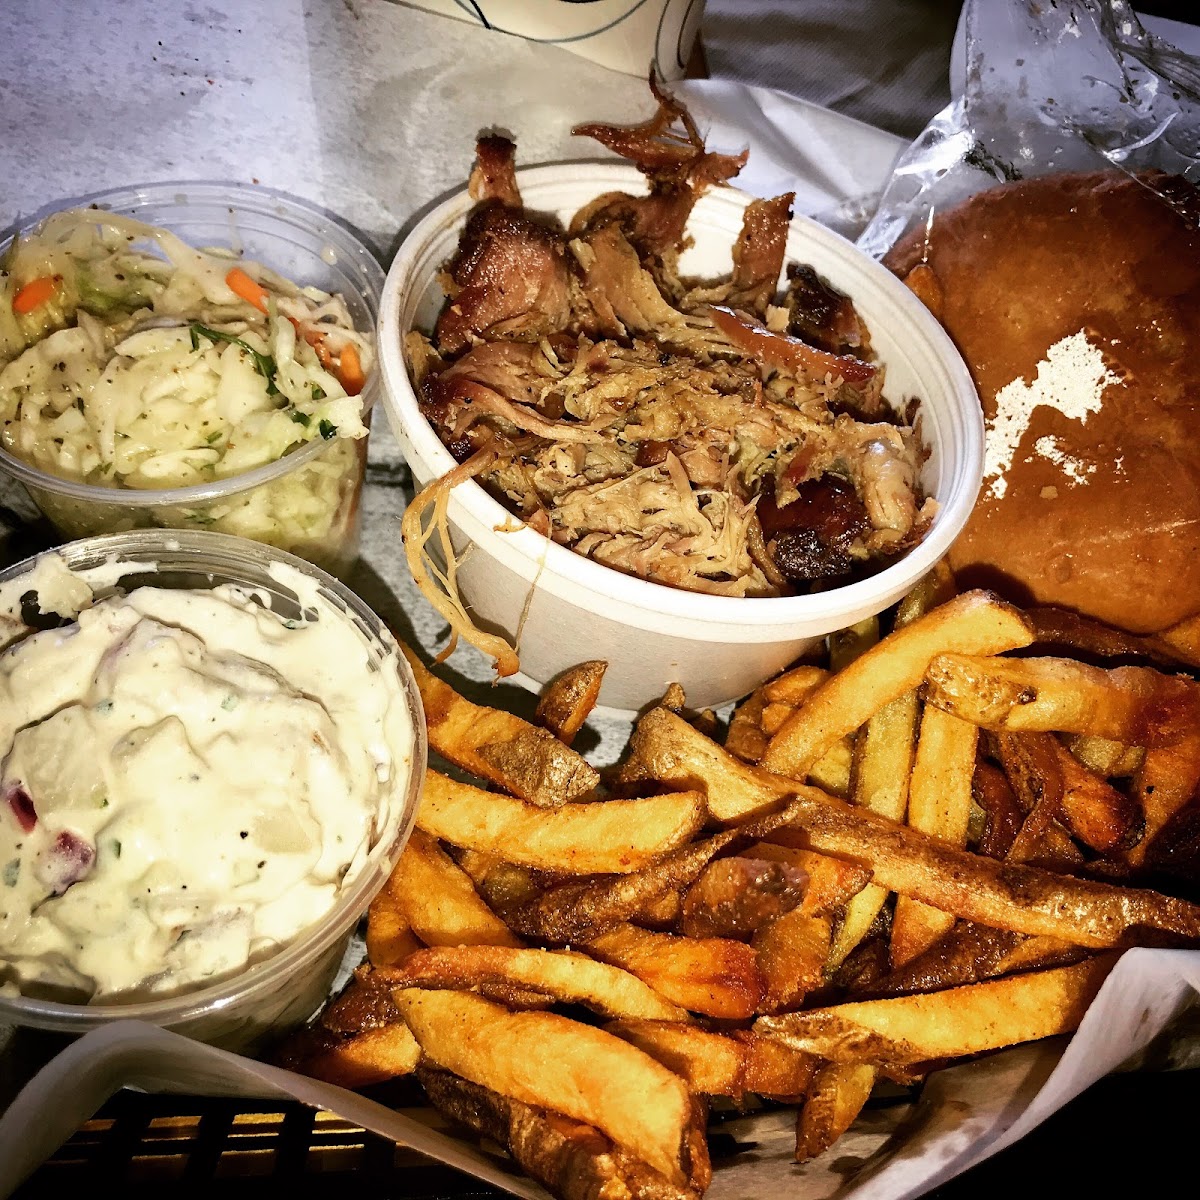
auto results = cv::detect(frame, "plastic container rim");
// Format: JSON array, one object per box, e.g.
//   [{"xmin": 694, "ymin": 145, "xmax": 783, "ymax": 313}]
[
  {"xmin": 0, "ymin": 528, "xmax": 426, "ymax": 1033},
  {"xmin": 0, "ymin": 181, "xmax": 386, "ymax": 508}
]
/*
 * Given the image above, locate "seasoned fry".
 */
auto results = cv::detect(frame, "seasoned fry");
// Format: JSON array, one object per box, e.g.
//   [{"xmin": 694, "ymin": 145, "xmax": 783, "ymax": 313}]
[
  {"xmin": 972, "ymin": 760, "xmax": 1023, "ymax": 859},
  {"xmin": 770, "ymin": 785, "xmax": 1200, "ymax": 948},
  {"xmin": 605, "ymin": 1021, "xmax": 816, "ymax": 1099},
  {"xmin": 680, "ymin": 857, "xmax": 807, "ymax": 939},
  {"xmin": 385, "ymin": 945, "xmax": 689, "ymax": 1021},
  {"xmin": 387, "ymin": 830, "xmax": 523, "ymax": 949},
  {"xmin": 762, "ymin": 591, "xmax": 1033, "ymax": 778},
  {"xmin": 757, "ymin": 955, "xmax": 1117, "ymax": 1065},
  {"xmin": 418, "ymin": 769, "xmax": 707, "ymax": 873},
  {"xmin": 366, "ymin": 883, "xmax": 423, "ymax": 967},
  {"xmin": 725, "ymin": 687, "xmax": 770, "ymax": 765},
  {"xmin": 794, "ymin": 1062, "xmax": 877, "ymax": 1163},
  {"xmin": 1129, "ymin": 729, "xmax": 1200, "ymax": 866},
  {"xmin": 399, "ymin": 642, "xmax": 599, "ymax": 804},
  {"xmin": 891, "ymin": 706, "xmax": 978, "ymax": 967},
  {"xmin": 873, "ymin": 922, "xmax": 1083, "ymax": 997},
  {"xmin": 506, "ymin": 800, "xmax": 805, "ymax": 944},
  {"xmin": 924, "ymin": 655, "xmax": 1200, "ymax": 746},
  {"xmin": 586, "ymin": 923, "xmax": 766, "ymax": 1020},
  {"xmin": 285, "ymin": 1022, "xmax": 422, "ymax": 1088},
  {"xmin": 619, "ymin": 706, "xmax": 791, "ymax": 823},
  {"xmin": 394, "ymin": 988, "xmax": 698, "ymax": 1185},
  {"xmin": 418, "ymin": 1065, "xmax": 707, "ymax": 1200},
  {"xmin": 753, "ymin": 907, "xmax": 833, "ymax": 1012},
  {"xmin": 535, "ymin": 660, "xmax": 607, "ymax": 744}
]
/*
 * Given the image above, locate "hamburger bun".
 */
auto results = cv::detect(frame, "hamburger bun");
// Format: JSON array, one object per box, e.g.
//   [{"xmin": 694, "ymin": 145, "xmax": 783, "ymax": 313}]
[{"xmin": 885, "ymin": 170, "xmax": 1200, "ymax": 636}]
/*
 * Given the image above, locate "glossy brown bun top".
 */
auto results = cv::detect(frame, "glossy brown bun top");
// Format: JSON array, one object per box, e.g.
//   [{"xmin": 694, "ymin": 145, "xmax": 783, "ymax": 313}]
[{"xmin": 885, "ymin": 170, "xmax": 1200, "ymax": 635}]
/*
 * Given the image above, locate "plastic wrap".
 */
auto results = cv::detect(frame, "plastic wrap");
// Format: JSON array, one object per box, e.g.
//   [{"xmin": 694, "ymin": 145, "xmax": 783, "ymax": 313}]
[{"xmin": 859, "ymin": 0, "xmax": 1200, "ymax": 260}]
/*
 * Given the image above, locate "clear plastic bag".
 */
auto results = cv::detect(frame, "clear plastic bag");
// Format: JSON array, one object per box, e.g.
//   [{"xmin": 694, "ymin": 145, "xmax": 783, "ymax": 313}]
[{"xmin": 858, "ymin": 0, "xmax": 1200, "ymax": 260}]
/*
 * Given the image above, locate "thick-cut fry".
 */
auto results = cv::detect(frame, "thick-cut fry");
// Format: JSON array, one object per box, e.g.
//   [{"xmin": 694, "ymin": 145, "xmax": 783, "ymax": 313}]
[
  {"xmin": 619, "ymin": 706, "xmax": 791, "ymax": 823},
  {"xmin": 745, "ymin": 843, "xmax": 872, "ymax": 917},
  {"xmin": 394, "ymin": 988, "xmax": 698, "ymax": 1185},
  {"xmin": 680, "ymin": 857, "xmax": 807, "ymax": 938},
  {"xmin": 757, "ymin": 955, "xmax": 1117, "ymax": 1065},
  {"xmin": 507, "ymin": 800, "xmax": 805, "ymax": 944},
  {"xmin": 366, "ymin": 883, "xmax": 424, "ymax": 967},
  {"xmin": 770, "ymin": 785, "xmax": 1200, "ymax": 948},
  {"xmin": 763, "ymin": 665, "xmax": 829, "ymax": 706},
  {"xmin": 762, "ymin": 591, "xmax": 1033, "ymax": 778},
  {"xmin": 725, "ymin": 687, "xmax": 770, "ymax": 764},
  {"xmin": 924, "ymin": 655, "xmax": 1200, "ymax": 747},
  {"xmin": 831, "ymin": 691, "xmax": 920, "ymax": 969},
  {"xmin": 972, "ymin": 760, "xmax": 1023, "ymax": 859},
  {"xmin": 1129, "ymin": 729, "xmax": 1200, "ymax": 866},
  {"xmin": 418, "ymin": 1065, "xmax": 707, "ymax": 1200},
  {"xmin": 874, "ymin": 922, "xmax": 1083, "ymax": 997},
  {"xmin": 399, "ymin": 642, "xmax": 599, "ymax": 804},
  {"xmin": 387, "ymin": 830, "xmax": 523, "ymax": 949},
  {"xmin": 285, "ymin": 1023, "xmax": 422, "ymax": 1088},
  {"xmin": 794, "ymin": 1062, "xmax": 877, "ymax": 1163},
  {"xmin": 384, "ymin": 946, "xmax": 689, "ymax": 1021},
  {"xmin": 1055, "ymin": 738, "xmax": 1144, "ymax": 852},
  {"xmin": 891, "ymin": 706, "xmax": 978, "ymax": 967},
  {"xmin": 753, "ymin": 908, "xmax": 833, "ymax": 1012},
  {"xmin": 605, "ymin": 1021, "xmax": 817, "ymax": 1099},
  {"xmin": 418, "ymin": 769, "xmax": 707, "ymax": 873},
  {"xmin": 586, "ymin": 923, "xmax": 766, "ymax": 1020},
  {"xmin": 535, "ymin": 660, "xmax": 607, "ymax": 744},
  {"xmin": 829, "ymin": 616, "xmax": 879, "ymax": 671}
]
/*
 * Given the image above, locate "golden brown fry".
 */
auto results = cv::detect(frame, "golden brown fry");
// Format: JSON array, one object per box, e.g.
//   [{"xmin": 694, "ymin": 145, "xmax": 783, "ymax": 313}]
[
  {"xmin": 1055, "ymin": 739, "xmax": 1144, "ymax": 853},
  {"xmin": 725, "ymin": 688, "xmax": 770, "ymax": 765},
  {"xmin": 619, "ymin": 706, "xmax": 791, "ymax": 823},
  {"xmin": 829, "ymin": 616, "xmax": 880, "ymax": 672},
  {"xmin": 507, "ymin": 800, "xmax": 805, "ymax": 944},
  {"xmin": 972, "ymin": 760, "xmax": 1023, "ymax": 859},
  {"xmin": 285, "ymin": 1022, "xmax": 422, "ymax": 1089},
  {"xmin": 763, "ymin": 665, "xmax": 830, "ymax": 706},
  {"xmin": 385, "ymin": 945, "xmax": 689, "ymax": 1021},
  {"xmin": 770, "ymin": 784, "xmax": 1200, "ymax": 948},
  {"xmin": 605, "ymin": 1020, "xmax": 816, "ymax": 1099},
  {"xmin": 388, "ymin": 830, "xmax": 523, "ymax": 949},
  {"xmin": 873, "ymin": 922, "xmax": 1083, "ymax": 997},
  {"xmin": 535, "ymin": 661, "xmax": 607, "ymax": 745},
  {"xmin": 1129, "ymin": 729, "xmax": 1200, "ymax": 866},
  {"xmin": 399, "ymin": 642, "xmax": 598, "ymax": 804},
  {"xmin": 366, "ymin": 883, "xmax": 423, "ymax": 968},
  {"xmin": 744, "ymin": 843, "xmax": 872, "ymax": 917},
  {"xmin": 394, "ymin": 988, "xmax": 697, "ymax": 1185},
  {"xmin": 753, "ymin": 907, "xmax": 833, "ymax": 1012},
  {"xmin": 680, "ymin": 857, "xmax": 807, "ymax": 939},
  {"xmin": 762, "ymin": 591, "xmax": 1033, "ymax": 779},
  {"xmin": 757, "ymin": 955, "xmax": 1117, "ymax": 1065},
  {"xmin": 891, "ymin": 706, "xmax": 977, "ymax": 968},
  {"xmin": 418, "ymin": 1065, "xmax": 707, "ymax": 1200},
  {"xmin": 794, "ymin": 1062, "xmax": 877, "ymax": 1163},
  {"xmin": 1157, "ymin": 611, "xmax": 1200, "ymax": 668},
  {"xmin": 418, "ymin": 769, "xmax": 707, "ymax": 874},
  {"xmin": 585, "ymin": 923, "xmax": 765, "ymax": 1020},
  {"xmin": 924, "ymin": 655, "xmax": 1200, "ymax": 747}
]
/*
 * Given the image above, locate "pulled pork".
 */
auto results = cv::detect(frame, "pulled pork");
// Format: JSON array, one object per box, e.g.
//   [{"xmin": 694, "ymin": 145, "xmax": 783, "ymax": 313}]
[{"xmin": 404, "ymin": 86, "xmax": 933, "ymax": 668}]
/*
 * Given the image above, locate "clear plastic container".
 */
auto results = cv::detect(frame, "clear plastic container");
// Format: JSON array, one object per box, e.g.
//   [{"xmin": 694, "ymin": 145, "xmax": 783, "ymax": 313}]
[
  {"xmin": 0, "ymin": 530, "xmax": 426, "ymax": 1052},
  {"xmin": 0, "ymin": 184, "xmax": 386, "ymax": 579}
]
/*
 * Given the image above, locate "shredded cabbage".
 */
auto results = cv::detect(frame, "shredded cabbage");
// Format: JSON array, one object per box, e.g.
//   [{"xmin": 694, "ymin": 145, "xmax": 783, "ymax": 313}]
[{"xmin": 0, "ymin": 209, "xmax": 373, "ymax": 569}]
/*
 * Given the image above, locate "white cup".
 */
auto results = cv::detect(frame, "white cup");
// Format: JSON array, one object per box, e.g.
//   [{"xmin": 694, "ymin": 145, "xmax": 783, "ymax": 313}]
[{"xmin": 380, "ymin": 164, "xmax": 983, "ymax": 712}]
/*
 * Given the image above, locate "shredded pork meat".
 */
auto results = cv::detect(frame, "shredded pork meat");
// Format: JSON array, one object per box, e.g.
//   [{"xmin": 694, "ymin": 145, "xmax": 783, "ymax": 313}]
[{"xmin": 403, "ymin": 83, "xmax": 933, "ymax": 672}]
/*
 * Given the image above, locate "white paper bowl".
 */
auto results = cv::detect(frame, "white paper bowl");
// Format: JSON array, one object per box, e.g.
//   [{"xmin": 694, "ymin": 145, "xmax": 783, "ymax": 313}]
[{"xmin": 380, "ymin": 164, "xmax": 983, "ymax": 712}]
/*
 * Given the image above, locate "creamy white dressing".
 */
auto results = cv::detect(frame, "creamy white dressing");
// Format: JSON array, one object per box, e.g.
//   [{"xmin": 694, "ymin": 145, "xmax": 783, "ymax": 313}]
[{"xmin": 0, "ymin": 555, "xmax": 414, "ymax": 1003}]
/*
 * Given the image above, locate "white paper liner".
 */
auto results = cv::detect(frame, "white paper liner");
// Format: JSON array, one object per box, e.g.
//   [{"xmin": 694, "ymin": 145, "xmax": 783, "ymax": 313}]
[{"xmin": 1, "ymin": 948, "xmax": 1198, "ymax": 1199}]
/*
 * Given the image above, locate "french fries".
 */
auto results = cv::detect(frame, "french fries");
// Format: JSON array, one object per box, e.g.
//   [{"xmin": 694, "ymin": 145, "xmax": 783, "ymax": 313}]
[
  {"xmin": 286, "ymin": 579, "xmax": 1200, "ymax": 1200},
  {"xmin": 394, "ymin": 988, "xmax": 700, "ymax": 1185}
]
